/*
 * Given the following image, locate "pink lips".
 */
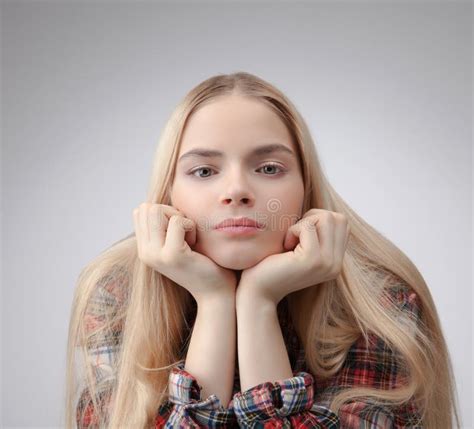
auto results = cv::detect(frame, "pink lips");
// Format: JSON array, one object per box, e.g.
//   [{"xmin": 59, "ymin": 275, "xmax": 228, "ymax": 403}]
[{"xmin": 214, "ymin": 217, "xmax": 264, "ymax": 236}]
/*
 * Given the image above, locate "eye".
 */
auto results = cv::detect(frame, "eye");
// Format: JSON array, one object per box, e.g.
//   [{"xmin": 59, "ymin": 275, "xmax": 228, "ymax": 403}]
[
  {"xmin": 188, "ymin": 163, "xmax": 286, "ymax": 179},
  {"xmin": 257, "ymin": 163, "xmax": 285, "ymax": 175},
  {"xmin": 189, "ymin": 166, "xmax": 216, "ymax": 178}
]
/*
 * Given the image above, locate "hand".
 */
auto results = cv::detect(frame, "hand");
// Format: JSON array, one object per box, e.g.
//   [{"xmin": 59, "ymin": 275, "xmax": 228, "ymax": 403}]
[
  {"xmin": 237, "ymin": 209, "xmax": 351, "ymax": 306},
  {"xmin": 133, "ymin": 203, "xmax": 237, "ymax": 303}
]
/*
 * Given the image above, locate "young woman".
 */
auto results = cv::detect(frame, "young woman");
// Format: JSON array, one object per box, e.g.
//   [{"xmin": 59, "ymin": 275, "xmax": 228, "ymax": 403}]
[{"xmin": 65, "ymin": 72, "xmax": 460, "ymax": 428}]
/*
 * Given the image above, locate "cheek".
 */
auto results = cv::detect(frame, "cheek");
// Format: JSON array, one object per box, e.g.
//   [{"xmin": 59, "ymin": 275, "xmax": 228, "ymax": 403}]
[
  {"xmin": 264, "ymin": 184, "xmax": 304, "ymax": 232},
  {"xmin": 170, "ymin": 183, "xmax": 214, "ymax": 230},
  {"xmin": 272, "ymin": 180, "xmax": 304, "ymax": 211},
  {"xmin": 170, "ymin": 179, "xmax": 193, "ymax": 207}
]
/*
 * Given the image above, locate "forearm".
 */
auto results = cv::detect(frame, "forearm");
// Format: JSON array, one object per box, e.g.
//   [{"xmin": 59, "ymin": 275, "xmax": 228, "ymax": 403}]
[
  {"xmin": 184, "ymin": 292, "xmax": 236, "ymax": 408},
  {"xmin": 236, "ymin": 291, "xmax": 293, "ymax": 392}
]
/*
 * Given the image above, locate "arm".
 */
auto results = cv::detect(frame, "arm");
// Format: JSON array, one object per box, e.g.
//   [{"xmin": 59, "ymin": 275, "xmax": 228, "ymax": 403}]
[
  {"xmin": 183, "ymin": 292, "xmax": 237, "ymax": 408},
  {"xmin": 76, "ymin": 272, "xmax": 238, "ymax": 428},
  {"xmin": 160, "ymin": 292, "xmax": 238, "ymax": 427},
  {"xmin": 233, "ymin": 292, "xmax": 339, "ymax": 428},
  {"xmin": 236, "ymin": 294, "xmax": 292, "ymax": 392}
]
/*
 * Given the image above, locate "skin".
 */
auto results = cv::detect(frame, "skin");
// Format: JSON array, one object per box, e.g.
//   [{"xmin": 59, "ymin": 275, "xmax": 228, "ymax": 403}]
[
  {"xmin": 169, "ymin": 94, "xmax": 305, "ymax": 274},
  {"xmin": 167, "ymin": 93, "xmax": 351, "ymax": 401}
]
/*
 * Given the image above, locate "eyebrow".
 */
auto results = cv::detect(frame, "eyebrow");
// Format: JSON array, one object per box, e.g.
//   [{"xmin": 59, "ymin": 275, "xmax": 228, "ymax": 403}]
[{"xmin": 178, "ymin": 143, "xmax": 295, "ymax": 163}]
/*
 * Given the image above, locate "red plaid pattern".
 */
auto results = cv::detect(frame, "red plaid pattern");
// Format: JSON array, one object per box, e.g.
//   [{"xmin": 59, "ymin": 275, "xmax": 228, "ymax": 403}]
[{"xmin": 76, "ymin": 268, "xmax": 423, "ymax": 428}]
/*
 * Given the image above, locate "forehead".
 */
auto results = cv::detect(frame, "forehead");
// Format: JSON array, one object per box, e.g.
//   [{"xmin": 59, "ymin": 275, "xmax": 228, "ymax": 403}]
[{"xmin": 178, "ymin": 95, "xmax": 295, "ymax": 154}]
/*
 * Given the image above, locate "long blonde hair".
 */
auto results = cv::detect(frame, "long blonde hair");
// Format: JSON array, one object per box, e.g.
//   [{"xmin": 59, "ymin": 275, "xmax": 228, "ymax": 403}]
[{"xmin": 65, "ymin": 71, "xmax": 461, "ymax": 428}]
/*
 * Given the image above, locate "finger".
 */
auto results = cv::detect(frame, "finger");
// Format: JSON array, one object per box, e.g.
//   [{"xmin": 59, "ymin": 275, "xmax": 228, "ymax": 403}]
[
  {"xmin": 316, "ymin": 213, "xmax": 335, "ymax": 263},
  {"xmin": 290, "ymin": 217, "xmax": 320, "ymax": 256},
  {"xmin": 133, "ymin": 208, "xmax": 141, "ymax": 251},
  {"xmin": 149, "ymin": 204, "xmax": 166, "ymax": 247},
  {"xmin": 160, "ymin": 205, "xmax": 196, "ymax": 248},
  {"xmin": 283, "ymin": 222, "xmax": 299, "ymax": 250},
  {"xmin": 302, "ymin": 208, "xmax": 325, "ymax": 219},
  {"xmin": 298, "ymin": 209, "xmax": 332, "ymax": 254},
  {"xmin": 164, "ymin": 214, "xmax": 195, "ymax": 253},
  {"xmin": 185, "ymin": 220, "xmax": 197, "ymax": 247},
  {"xmin": 283, "ymin": 210, "xmax": 312, "ymax": 250},
  {"xmin": 138, "ymin": 204, "xmax": 150, "ymax": 242},
  {"xmin": 333, "ymin": 216, "xmax": 349, "ymax": 266},
  {"xmin": 331, "ymin": 215, "xmax": 338, "ymax": 262},
  {"xmin": 345, "ymin": 223, "xmax": 351, "ymax": 248},
  {"xmin": 302, "ymin": 213, "xmax": 336, "ymax": 263},
  {"xmin": 147, "ymin": 203, "xmax": 181, "ymax": 246},
  {"xmin": 284, "ymin": 216, "xmax": 319, "ymax": 251}
]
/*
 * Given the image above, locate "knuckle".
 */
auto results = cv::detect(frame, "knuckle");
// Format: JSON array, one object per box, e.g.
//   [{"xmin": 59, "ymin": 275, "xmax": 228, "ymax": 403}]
[
  {"xmin": 168, "ymin": 214, "xmax": 178, "ymax": 224},
  {"xmin": 324, "ymin": 212, "xmax": 334, "ymax": 223}
]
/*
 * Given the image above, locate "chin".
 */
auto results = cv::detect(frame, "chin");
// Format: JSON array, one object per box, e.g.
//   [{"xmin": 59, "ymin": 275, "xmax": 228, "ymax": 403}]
[
  {"xmin": 193, "ymin": 238, "xmax": 284, "ymax": 269},
  {"xmin": 196, "ymin": 246, "xmax": 261, "ymax": 270},
  {"xmin": 208, "ymin": 254, "xmax": 258, "ymax": 270}
]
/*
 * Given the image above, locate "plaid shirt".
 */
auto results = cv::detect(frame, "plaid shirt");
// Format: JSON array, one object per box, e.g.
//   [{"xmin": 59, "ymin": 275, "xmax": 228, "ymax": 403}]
[{"xmin": 76, "ymin": 269, "xmax": 423, "ymax": 428}]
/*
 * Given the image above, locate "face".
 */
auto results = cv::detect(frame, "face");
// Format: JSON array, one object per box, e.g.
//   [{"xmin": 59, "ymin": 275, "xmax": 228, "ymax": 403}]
[{"xmin": 170, "ymin": 94, "xmax": 305, "ymax": 270}]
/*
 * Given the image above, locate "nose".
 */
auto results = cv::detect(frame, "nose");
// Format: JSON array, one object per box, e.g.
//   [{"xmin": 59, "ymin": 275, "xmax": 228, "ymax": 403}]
[{"xmin": 219, "ymin": 168, "xmax": 255, "ymax": 207}]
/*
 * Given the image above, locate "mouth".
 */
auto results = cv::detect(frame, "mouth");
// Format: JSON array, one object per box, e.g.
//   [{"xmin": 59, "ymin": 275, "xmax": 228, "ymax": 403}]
[
  {"xmin": 214, "ymin": 225, "xmax": 262, "ymax": 236},
  {"xmin": 214, "ymin": 217, "xmax": 264, "ymax": 230}
]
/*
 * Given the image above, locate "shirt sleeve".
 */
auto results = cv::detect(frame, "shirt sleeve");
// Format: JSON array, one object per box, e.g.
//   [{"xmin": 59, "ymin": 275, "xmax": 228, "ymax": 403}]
[
  {"xmin": 155, "ymin": 360, "xmax": 238, "ymax": 428},
  {"xmin": 76, "ymin": 270, "xmax": 125, "ymax": 428},
  {"xmin": 75, "ymin": 268, "xmax": 238, "ymax": 428},
  {"xmin": 231, "ymin": 369, "xmax": 340, "ymax": 428},
  {"xmin": 232, "ymin": 285, "xmax": 424, "ymax": 428}
]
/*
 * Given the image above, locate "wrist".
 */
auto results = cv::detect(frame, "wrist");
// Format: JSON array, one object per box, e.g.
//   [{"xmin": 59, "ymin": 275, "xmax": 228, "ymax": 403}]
[
  {"xmin": 236, "ymin": 286, "xmax": 277, "ymax": 313},
  {"xmin": 196, "ymin": 289, "xmax": 236, "ymax": 309}
]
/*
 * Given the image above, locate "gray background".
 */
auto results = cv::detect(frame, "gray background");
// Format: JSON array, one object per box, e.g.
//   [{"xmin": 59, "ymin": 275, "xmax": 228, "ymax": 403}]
[{"xmin": 1, "ymin": 0, "xmax": 472, "ymax": 427}]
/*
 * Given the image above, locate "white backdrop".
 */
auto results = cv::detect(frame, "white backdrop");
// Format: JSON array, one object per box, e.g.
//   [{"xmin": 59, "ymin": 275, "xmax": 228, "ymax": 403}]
[{"xmin": 1, "ymin": 1, "xmax": 472, "ymax": 427}]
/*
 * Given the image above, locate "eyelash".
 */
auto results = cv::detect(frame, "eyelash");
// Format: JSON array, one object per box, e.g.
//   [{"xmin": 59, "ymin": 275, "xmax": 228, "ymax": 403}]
[{"xmin": 188, "ymin": 163, "xmax": 286, "ymax": 178}]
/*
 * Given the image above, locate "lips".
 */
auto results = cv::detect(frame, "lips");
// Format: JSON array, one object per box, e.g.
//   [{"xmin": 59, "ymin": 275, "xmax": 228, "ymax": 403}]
[{"xmin": 214, "ymin": 217, "xmax": 263, "ymax": 229}]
